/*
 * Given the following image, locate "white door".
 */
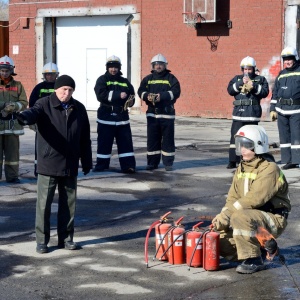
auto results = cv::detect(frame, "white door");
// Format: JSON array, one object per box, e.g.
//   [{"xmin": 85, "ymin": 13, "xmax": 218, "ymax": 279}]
[
  {"xmin": 56, "ymin": 15, "xmax": 128, "ymax": 110},
  {"xmin": 86, "ymin": 48, "xmax": 107, "ymax": 110}
]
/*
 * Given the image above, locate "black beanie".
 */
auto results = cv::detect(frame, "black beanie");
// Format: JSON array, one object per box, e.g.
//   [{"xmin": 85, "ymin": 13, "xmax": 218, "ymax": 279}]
[{"xmin": 54, "ymin": 75, "xmax": 76, "ymax": 90}]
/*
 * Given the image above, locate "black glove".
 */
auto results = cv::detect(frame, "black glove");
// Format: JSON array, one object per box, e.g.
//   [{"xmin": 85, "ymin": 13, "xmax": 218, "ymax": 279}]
[
  {"xmin": 15, "ymin": 112, "xmax": 28, "ymax": 125},
  {"xmin": 83, "ymin": 168, "xmax": 90, "ymax": 175}
]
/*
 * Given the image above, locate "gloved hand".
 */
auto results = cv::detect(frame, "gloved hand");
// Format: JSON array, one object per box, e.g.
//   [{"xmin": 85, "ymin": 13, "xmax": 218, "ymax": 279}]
[
  {"xmin": 4, "ymin": 102, "xmax": 16, "ymax": 113},
  {"xmin": 270, "ymin": 111, "xmax": 277, "ymax": 121},
  {"xmin": 15, "ymin": 112, "xmax": 28, "ymax": 125},
  {"xmin": 83, "ymin": 168, "xmax": 90, "ymax": 175},
  {"xmin": 212, "ymin": 212, "xmax": 230, "ymax": 231}
]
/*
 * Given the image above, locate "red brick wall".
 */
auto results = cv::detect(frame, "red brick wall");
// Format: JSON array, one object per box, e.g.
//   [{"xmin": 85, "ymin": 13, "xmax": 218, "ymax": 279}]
[{"xmin": 9, "ymin": 0, "xmax": 285, "ymax": 118}]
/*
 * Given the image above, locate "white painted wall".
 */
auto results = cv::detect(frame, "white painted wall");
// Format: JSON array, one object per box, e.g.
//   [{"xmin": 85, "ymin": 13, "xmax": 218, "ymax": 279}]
[{"xmin": 56, "ymin": 15, "xmax": 128, "ymax": 110}]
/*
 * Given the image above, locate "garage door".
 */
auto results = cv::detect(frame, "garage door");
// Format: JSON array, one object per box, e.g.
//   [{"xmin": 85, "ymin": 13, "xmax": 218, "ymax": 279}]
[{"xmin": 56, "ymin": 15, "xmax": 128, "ymax": 110}]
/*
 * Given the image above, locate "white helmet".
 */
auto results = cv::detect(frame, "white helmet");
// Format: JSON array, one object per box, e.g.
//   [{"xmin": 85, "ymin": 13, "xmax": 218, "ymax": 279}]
[
  {"xmin": 240, "ymin": 56, "xmax": 256, "ymax": 69},
  {"xmin": 0, "ymin": 55, "xmax": 15, "ymax": 71},
  {"xmin": 281, "ymin": 46, "xmax": 299, "ymax": 60},
  {"xmin": 43, "ymin": 62, "xmax": 59, "ymax": 74},
  {"xmin": 106, "ymin": 55, "xmax": 122, "ymax": 68},
  {"xmin": 151, "ymin": 54, "xmax": 168, "ymax": 65},
  {"xmin": 235, "ymin": 125, "xmax": 269, "ymax": 155}
]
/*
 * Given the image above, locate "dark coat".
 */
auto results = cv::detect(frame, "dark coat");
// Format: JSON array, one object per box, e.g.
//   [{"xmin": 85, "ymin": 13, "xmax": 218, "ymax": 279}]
[
  {"xmin": 20, "ymin": 93, "xmax": 92, "ymax": 176},
  {"xmin": 29, "ymin": 81, "xmax": 55, "ymax": 107},
  {"xmin": 227, "ymin": 73, "xmax": 269, "ymax": 122},
  {"xmin": 137, "ymin": 69, "xmax": 181, "ymax": 115},
  {"xmin": 94, "ymin": 71, "xmax": 135, "ymax": 122}
]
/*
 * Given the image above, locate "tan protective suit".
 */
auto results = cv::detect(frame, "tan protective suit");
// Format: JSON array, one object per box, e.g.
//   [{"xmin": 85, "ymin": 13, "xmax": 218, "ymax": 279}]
[
  {"xmin": 214, "ymin": 156, "xmax": 290, "ymax": 261},
  {"xmin": 0, "ymin": 77, "xmax": 28, "ymax": 181}
]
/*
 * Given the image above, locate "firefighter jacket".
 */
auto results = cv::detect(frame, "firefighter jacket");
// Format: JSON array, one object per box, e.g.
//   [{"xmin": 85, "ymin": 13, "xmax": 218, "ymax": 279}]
[
  {"xmin": 0, "ymin": 77, "xmax": 28, "ymax": 135},
  {"xmin": 227, "ymin": 74, "xmax": 269, "ymax": 122},
  {"xmin": 217, "ymin": 156, "xmax": 290, "ymax": 230},
  {"xmin": 270, "ymin": 61, "xmax": 300, "ymax": 115},
  {"xmin": 94, "ymin": 71, "xmax": 135, "ymax": 122},
  {"xmin": 18, "ymin": 93, "xmax": 93, "ymax": 177},
  {"xmin": 137, "ymin": 69, "xmax": 181, "ymax": 116},
  {"xmin": 29, "ymin": 81, "xmax": 55, "ymax": 107}
]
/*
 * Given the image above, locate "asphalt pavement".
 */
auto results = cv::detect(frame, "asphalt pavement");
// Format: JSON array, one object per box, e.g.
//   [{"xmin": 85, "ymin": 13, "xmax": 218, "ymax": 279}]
[{"xmin": 0, "ymin": 111, "xmax": 299, "ymax": 300}]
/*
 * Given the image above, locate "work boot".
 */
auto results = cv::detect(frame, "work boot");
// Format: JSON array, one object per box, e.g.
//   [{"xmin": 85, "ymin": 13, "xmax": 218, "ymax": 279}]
[
  {"xmin": 281, "ymin": 163, "xmax": 298, "ymax": 170},
  {"xmin": 92, "ymin": 166, "xmax": 107, "ymax": 172},
  {"xmin": 236, "ymin": 256, "xmax": 266, "ymax": 274},
  {"xmin": 165, "ymin": 165, "xmax": 173, "ymax": 171},
  {"xmin": 58, "ymin": 241, "xmax": 78, "ymax": 250},
  {"xmin": 6, "ymin": 178, "xmax": 21, "ymax": 184},
  {"xmin": 36, "ymin": 244, "xmax": 48, "ymax": 254},
  {"xmin": 146, "ymin": 165, "xmax": 158, "ymax": 171},
  {"xmin": 226, "ymin": 162, "xmax": 236, "ymax": 169},
  {"xmin": 123, "ymin": 168, "xmax": 135, "ymax": 174}
]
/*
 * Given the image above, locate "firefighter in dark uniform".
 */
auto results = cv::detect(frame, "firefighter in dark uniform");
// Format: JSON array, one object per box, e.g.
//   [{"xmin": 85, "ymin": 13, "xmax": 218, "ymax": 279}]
[
  {"xmin": 270, "ymin": 46, "xmax": 300, "ymax": 170},
  {"xmin": 93, "ymin": 55, "xmax": 136, "ymax": 173},
  {"xmin": 29, "ymin": 62, "xmax": 59, "ymax": 176},
  {"xmin": 137, "ymin": 54, "xmax": 181, "ymax": 171},
  {"xmin": 226, "ymin": 56, "xmax": 269, "ymax": 169},
  {"xmin": 0, "ymin": 55, "xmax": 28, "ymax": 183}
]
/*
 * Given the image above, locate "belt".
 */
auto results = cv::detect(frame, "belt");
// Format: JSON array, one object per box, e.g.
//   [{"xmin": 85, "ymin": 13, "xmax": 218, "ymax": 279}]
[
  {"xmin": 148, "ymin": 106, "xmax": 175, "ymax": 114},
  {"xmin": 101, "ymin": 104, "xmax": 124, "ymax": 113},
  {"xmin": 278, "ymin": 98, "xmax": 300, "ymax": 105},
  {"xmin": 233, "ymin": 99, "xmax": 259, "ymax": 106}
]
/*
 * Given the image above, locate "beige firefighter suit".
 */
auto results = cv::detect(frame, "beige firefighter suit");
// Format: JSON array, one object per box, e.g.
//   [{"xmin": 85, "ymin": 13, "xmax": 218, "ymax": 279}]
[
  {"xmin": 0, "ymin": 78, "xmax": 28, "ymax": 181},
  {"xmin": 213, "ymin": 156, "xmax": 290, "ymax": 261}
]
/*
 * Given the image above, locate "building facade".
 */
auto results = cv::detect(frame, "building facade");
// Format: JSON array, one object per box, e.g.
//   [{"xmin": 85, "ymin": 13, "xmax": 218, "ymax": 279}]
[{"xmin": 7, "ymin": 0, "xmax": 299, "ymax": 118}]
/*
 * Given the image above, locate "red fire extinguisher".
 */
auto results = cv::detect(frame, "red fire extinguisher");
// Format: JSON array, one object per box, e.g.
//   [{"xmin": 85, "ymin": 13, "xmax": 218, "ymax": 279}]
[
  {"xmin": 186, "ymin": 221, "xmax": 204, "ymax": 268},
  {"xmin": 144, "ymin": 211, "xmax": 173, "ymax": 267},
  {"xmin": 154, "ymin": 213, "xmax": 174, "ymax": 261},
  {"xmin": 167, "ymin": 217, "xmax": 186, "ymax": 265},
  {"xmin": 202, "ymin": 226, "xmax": 220, "ymax": 271}
]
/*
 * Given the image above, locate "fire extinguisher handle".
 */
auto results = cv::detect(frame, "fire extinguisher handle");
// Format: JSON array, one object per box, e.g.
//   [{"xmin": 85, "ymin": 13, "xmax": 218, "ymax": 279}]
[
  {"xmin": 192, "ymin": 221, "xmax": 204, "ymax": 230},
  {"xmin": 175, "ymin": 216, "xmax": 184, "ymax": 226},
  {"xmin": 160, "ymin": 211, "xmax": 172, "ymax": 220}
]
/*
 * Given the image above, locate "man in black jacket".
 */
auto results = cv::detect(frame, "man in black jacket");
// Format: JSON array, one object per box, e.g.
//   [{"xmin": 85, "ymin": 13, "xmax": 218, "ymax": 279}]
[
  {"xmin": 226, "ymin": 56, "xmax": 269, "ymax": 169},
  {"xmin": 138, "ymin": 54, "xmax": 181, "ymax": 171},
  {"xmin": 17, "ymin": 75, "xmax": 93, "ymax": 254}
]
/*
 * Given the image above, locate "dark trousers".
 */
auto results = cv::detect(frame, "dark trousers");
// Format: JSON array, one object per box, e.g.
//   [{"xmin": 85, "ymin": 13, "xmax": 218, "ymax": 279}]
[
  {"xmin": 95, "ymin": 122, "xmax": 135, "ymax": 171},
  {"xmin": 229, "ymin": 120, "xmax": 258, "ymax": 163},
  {"xmin": 277, "ymin": 113, "xmax": 300, "ymax": 164},
  {"xmin": 147, "ymin": 117, "xmax": 175, "ymax": 167},
  {"xmin": 0, "ymin": 134, "xmax": 19, "ymax": 181},
  {"xmin": 35, "ymin": 174, "xmax": 77, "ymax": 245}
]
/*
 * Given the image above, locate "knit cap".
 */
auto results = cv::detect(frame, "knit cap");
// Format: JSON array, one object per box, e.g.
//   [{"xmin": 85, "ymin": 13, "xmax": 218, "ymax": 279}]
[{"xmin": 54, "ymin": 75, "xmax": 76, "ymax": 90}]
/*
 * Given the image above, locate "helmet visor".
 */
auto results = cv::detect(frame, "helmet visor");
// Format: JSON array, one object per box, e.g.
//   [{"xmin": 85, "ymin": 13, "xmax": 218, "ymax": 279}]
[{"xmin": 235, "ymin": 136, "xmax": 255, "ymax": 155}]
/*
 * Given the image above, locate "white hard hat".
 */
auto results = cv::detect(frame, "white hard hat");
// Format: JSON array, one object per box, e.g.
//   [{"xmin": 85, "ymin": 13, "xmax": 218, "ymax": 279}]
[
  {"xmin": 0, "ymin": 55, "xmax": 15, "ymax": 71},
  {"xmin": 151, "ymin": 54, "xmax": 168, "ymax": 64},
  {"xmin": 281, "ymin": 46, "xmax": 299, "ymax": 60},
  {"xmin": 43, "ymin": 62, "xmax": 59, "ymax": 74},
  {"xmin": 106, "ymin": 55, "xmax": 122, "ymax": 67},
  {"xmin": 235, "ymin": 125, "xmax": 269, "ymax": 155},
  {"xmin": 240, "ymin": 56, "xmax": 256, "ymax": 68}
]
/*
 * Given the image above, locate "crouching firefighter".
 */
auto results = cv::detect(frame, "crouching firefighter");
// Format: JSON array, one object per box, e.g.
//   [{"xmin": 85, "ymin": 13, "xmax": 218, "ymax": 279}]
[{"xmin": 212, "ymin": 125, "xmax": 291, "ymax": 274}]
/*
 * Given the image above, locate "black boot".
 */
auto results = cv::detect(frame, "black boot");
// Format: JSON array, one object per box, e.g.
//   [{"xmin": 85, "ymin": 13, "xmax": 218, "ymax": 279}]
[
  {"xmin": 226, "ymin": 162, "xmax": 236, "ymax": 169},
  {"xmin": 281, "ymin": 163, "xmax": 298, "ymax": 170},
  {"xmin": 236, "ymin": 256, "xmax": 266, "ymax": 274}
]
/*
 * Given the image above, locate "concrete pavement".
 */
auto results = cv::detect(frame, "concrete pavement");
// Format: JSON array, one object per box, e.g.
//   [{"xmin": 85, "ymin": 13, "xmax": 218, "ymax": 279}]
[{"xmin": 0, "ymin": 112, "xmax": 299, "ymax": 299}]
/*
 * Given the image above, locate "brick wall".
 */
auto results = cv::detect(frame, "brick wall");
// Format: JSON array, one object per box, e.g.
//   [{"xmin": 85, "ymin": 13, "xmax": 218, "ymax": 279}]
[{"xmin": 9, "ymin": 0, "xmax": 285, "ymax": 118}]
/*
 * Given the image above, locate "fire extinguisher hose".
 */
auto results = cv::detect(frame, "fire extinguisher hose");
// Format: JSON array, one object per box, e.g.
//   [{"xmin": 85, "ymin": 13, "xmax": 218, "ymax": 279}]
[
  {"xmin": 158, "ymin": 230, "xmax": 189, "ymax": 261},
  {"xmin": 144, "ymin": 220, "xmax": 161, "ymax": 267},
  {"xmin": 152, "ymin": 225, "xmax": 176, "ymax": 261}
]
